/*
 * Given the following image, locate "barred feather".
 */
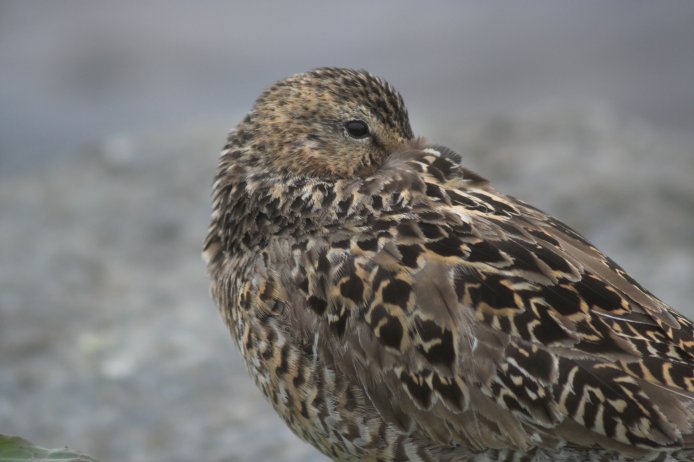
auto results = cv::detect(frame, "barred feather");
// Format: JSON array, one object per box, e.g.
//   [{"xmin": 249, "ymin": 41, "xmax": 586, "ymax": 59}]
[{"xmin": 204, "ymin": 68, "xmax": 694, "ymax": 461}]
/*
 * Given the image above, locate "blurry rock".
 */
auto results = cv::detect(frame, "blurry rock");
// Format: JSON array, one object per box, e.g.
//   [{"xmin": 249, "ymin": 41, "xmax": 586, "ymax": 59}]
[{"xmin": 99, "ymin": 134, "xmax": 136, "ymax": 169}]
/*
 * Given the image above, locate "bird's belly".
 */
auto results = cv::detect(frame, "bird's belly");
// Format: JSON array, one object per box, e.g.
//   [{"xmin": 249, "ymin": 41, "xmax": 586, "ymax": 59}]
[{"xmin": 234, "ymin": 314, "xmax": 444, "ymax": 461}]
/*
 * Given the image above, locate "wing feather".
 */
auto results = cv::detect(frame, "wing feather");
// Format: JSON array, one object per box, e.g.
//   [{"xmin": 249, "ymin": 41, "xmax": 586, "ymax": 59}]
[{"xmin": 264, "ymin": 145, "xmax": 694, "ymax": 454}]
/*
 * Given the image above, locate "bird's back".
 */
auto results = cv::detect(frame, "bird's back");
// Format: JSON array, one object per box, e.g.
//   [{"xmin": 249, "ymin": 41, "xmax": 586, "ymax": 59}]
[{"xmin": 205, "ymin": 144, "xmax": 694, "ymax": 461}]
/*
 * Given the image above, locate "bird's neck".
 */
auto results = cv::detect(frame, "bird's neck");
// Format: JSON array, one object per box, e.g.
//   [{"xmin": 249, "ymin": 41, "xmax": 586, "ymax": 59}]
[
  {"xmin": 209, "ymin": 168, "xmax": 365, "ymax": 255},
  {"xmin": 205, "ymin": 143, "xmax": 448, "ymax": 260}
]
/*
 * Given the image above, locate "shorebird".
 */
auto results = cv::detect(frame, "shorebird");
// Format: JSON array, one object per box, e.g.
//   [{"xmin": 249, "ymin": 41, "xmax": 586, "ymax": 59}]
[{"xmin": 204, "ymin": 67, "xmax": 694, "ymax": 461}]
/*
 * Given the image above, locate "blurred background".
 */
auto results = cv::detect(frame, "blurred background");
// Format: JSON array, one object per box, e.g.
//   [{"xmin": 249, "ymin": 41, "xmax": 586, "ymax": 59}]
[{"xmin": 1, "ymin": 2, "xmax": 693, "ymax": 461}]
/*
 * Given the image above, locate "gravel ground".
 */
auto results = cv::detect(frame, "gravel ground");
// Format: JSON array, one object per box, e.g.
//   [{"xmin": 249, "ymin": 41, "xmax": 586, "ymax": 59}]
[{"xmin": 1, "ymin": 107, "xmax": 692, "ymax": 462}]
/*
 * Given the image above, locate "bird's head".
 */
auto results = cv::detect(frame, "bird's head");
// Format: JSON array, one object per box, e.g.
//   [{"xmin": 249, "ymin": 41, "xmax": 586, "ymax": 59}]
[{"xmin": 227, "ymin": 67, "xmax": 415, "ymax": 179}]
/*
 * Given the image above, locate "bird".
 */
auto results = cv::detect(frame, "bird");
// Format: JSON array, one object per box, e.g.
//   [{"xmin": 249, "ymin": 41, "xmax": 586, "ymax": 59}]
[{"xmin": 203, "ymin": 67, "xmax": 694, "ymax": 461}]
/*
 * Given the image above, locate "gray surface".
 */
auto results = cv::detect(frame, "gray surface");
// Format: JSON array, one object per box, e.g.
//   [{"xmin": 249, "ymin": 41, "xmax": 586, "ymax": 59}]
[
  {"xmin": 1, "ymin": 3, "xmax": 693, "ymax": 461},
  {"xmin": 2, "ymin": 2, "xmax": 694, "ymax": 172}
]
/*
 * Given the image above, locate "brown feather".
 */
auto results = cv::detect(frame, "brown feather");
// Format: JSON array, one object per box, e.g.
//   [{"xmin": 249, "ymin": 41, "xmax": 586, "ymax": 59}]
[{"xmin": 205, "ymin": 68, "xmax": 694, "ymax": 461}]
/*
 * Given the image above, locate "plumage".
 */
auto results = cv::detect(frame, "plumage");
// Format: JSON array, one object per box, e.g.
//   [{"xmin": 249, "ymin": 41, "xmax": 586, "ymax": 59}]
[{"xmin": 204, "ymin": 68, "xmax": 694, "ymax": 461}]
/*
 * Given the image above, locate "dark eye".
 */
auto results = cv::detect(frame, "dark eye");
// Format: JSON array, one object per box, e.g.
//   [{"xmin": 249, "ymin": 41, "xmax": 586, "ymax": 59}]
[{"xmin": 345, "ymin": 120, "xmax": 370, "ymax": 139}]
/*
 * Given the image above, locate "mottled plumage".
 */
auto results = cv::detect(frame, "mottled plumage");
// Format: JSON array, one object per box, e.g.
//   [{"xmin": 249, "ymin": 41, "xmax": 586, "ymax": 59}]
[{"xmin": 204, "ymin": 68, "xmax": 694, "ymax": 461}]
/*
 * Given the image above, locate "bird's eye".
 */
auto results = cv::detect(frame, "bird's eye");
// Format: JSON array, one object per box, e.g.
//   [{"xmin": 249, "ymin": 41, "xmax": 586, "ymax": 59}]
[{"xmin": 345, "ymin": 120, "xmax": 370, "ymax": 139}]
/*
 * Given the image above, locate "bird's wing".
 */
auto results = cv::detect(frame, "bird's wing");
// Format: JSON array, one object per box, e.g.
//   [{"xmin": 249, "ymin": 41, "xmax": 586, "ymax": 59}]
[{"xmin": 269, "ymin": 145, "xmax": 694, "ymax": 455}]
